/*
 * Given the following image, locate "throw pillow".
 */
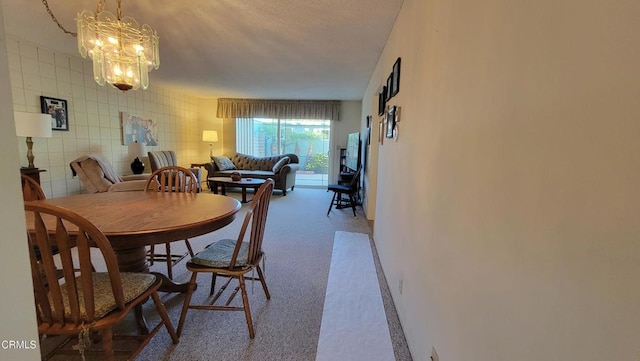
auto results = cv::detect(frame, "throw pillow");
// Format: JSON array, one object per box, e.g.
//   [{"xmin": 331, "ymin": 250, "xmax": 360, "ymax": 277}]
[
  {"xmin": 272, "ymin": 156, "xmax": 290, "ymax": 173},
  {"xmin": 212, "ymin": 155, "xmax": 236, "ymax": 171}
]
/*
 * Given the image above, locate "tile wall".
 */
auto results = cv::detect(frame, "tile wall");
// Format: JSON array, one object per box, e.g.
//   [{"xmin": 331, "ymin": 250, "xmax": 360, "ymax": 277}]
[{"xmin": 6, "ymin": 37, "xmax": 202, "ymax": 198}]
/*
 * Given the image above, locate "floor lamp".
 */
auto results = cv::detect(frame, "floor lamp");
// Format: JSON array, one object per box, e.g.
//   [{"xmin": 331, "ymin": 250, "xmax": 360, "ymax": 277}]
[
  {"xmin": 202, "ymin": 130, "xmax": 218, "ymax": 158},
  {"xmin": 14, "ymin": 112, "xmax": 53, "ymax": 169}
]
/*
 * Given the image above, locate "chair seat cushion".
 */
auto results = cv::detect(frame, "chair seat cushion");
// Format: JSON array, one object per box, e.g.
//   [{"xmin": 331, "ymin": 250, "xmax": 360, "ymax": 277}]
[
  {"xmin": 190, "ymin": 239, "xmax": 249, "ymax": 269},
  {"xmin": 328, "ymin": 184, "xmax": 350, "ymax": 192},
  {"xmin": 55, "ymin": 273, "xmax": 156, "ymax": 320}
]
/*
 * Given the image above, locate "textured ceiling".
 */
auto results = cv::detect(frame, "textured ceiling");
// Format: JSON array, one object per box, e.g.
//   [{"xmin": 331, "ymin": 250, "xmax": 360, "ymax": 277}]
[{"xmin": 2, "ymin": 0, "xmax": 403, "ymax": 100}]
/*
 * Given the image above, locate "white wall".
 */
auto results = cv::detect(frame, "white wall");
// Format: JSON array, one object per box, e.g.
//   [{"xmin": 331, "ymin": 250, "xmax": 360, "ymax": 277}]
[
  {"xmin": 361, "ymin": 89, "xmax": 382, "ymax": 221},
  {"xmin": 367, "ymin": 0, "xmax": 640, "ymax": 360},
  {"xmin": 199, "ymin": 97, "xmax": 224, "ymax": 158},
  {"xmin": 0, "ymin": 4, "xmax": 41, "ymax": 360},
  {"xmin": 330, "ymin": 101, "xmax": 362, "ymax": 182}
]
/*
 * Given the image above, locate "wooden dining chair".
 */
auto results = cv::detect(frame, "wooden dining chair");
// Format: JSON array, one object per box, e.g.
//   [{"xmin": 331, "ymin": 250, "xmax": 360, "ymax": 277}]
[
  {"xmin": 26, "ymin": 201, "xmax": 178, "ymax": 361},
  {"xmin": 144, "ymin": 165, "xmax": 198, "ymax": 279},
  {"xmin": 21, "ymin": 174, "xmax": 63, "ymax": 276},
  {"xmin": 21, "ymin": 174, "xmax": 46, "ymax": 201},
  {"xmin": 177, "ymin": 178, "xmax": 275, "ymax": 339}
]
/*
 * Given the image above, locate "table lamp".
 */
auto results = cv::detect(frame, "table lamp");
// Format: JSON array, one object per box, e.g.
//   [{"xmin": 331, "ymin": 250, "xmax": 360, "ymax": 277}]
[
  {"xmin": 202, "ymin": 130, "xmax": 218, "ymax": 158},
  {"xmin": 14, "ymin": 111, "xmax": 53, "ymax": 169},
  {"xmin": 128, "ymin": 141, "xmax": 147, "ymax": 174}
]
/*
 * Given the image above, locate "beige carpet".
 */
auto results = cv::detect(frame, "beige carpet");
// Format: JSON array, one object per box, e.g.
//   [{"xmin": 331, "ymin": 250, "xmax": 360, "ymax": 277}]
[{"xmin": 40, "ymin": 187, "xmax": 412, "ymax": 361}]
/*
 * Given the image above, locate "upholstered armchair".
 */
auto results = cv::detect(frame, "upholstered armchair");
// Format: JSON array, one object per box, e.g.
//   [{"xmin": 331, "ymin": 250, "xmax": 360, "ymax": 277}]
[
  {"xmin": 70, "ymin": 154, "xmax": 149, "ymax": 193},
  {"xmin": 148, "ymin": 150, "xmax": 203, "ymax": 190}
]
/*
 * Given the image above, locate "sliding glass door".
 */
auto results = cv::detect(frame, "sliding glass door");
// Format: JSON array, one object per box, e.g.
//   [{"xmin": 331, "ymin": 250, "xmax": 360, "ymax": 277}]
[{"xmin": 236, "ymin": 118, "xmax": 330, "ymax": 187}]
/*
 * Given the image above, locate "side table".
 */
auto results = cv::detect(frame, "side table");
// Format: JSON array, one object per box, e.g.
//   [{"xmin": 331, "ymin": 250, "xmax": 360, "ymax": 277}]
[{"xmin": 20, "ymin": 167, "xmax": 46, "ymax": 185}]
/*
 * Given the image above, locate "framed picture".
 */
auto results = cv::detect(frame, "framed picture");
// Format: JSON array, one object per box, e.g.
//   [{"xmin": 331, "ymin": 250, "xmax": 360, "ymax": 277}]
[
  {"xmin": 391, "ymin": 57, "xmax": 401, "ymax": 97},
  {"xmin": 378, "ymin": 86, "xmax": 387, "ymax": 116},
  {"xmin": 378, "ymin": 116, "xmax": 385, "ymax": 145},
  {"xmin": 386, "ymin": 73, "xmax": 393, "ymax": 100},
  {"xmin": 40, "ymin": 96, "xmax": 68, "ymax": 131},
  {"xmin": 120, "ymin": 112, "xmax": 158, "ymax": 146},
  {"xmin": 386, "ymin": 106, "xmax": 396, "ymax": 138},
  {"xmin": 366, "ymin": 115, "xmax": 372, "ymax": 145}
]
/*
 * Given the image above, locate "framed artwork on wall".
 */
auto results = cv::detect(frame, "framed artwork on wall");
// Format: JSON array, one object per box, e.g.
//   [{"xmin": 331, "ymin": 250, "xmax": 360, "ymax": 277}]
[
  {"xmin": 386, "ymin": 73, "xmax": 393, "ymax": 100},
  {"xmin": 378, "ymin": 113, "xmax": 385, "ymax": 146},
  {"xmin": 386, "ymin": 105, "xmax": 396, "ymax": 139},
  {"xmin": 40, "ymin": 96, "xmax": 68, "ymax": 131},
  {"xmin": 378, "ymin": 86, "xmax": 387, "ymax": 116},
  {"xmin": 366, "ymin": 115, "xmax": 372, "ymax": 145},
  {"xmin": 391, "ymin": 57, "xmax": 401, "ymax": 97},
  {"xmin": 120, "ymin": 112, "xmax": 158, "ymax": 146}
]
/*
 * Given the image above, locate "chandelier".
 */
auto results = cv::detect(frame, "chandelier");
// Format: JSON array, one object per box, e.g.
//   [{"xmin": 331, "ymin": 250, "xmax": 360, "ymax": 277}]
[
  {"xmin": 42, "ymin": 0, "xmax": 159, "ymax": 91},
  {"xmin": 77, "ymin": 0, "xmax": 159, "ymax": 91}
]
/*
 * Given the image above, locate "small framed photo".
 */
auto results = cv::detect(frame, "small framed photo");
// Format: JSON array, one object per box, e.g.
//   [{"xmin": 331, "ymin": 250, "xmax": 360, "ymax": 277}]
[
  {"xmin": 378, "ymin": 86, "xmax": 387, "ymax": 116},
  {"xmin": 391, "ymin": 57, "xmax": 401, "ymax": 97},
  {"xmin": 386, "ymin": 105, "xmax": 396, "ymax": 138},
  {"xmin": 386, "ymin": 73, "xmax": 393, "ymax": 100},
  {"xmin": 40, "ymin": 96, "xmax": 68, "ymax": 131}
]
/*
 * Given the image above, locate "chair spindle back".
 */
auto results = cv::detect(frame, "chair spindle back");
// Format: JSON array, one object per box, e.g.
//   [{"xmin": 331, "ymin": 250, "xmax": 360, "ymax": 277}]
[
  {"xmin": 26, "ymin": 202, "xmax": 124, "ymax": 326},
  {"xmin": 145, "ymin": 166, "xmax": 198, "ymax": 193},
  {"xmin": 229, "ymin": 178, "xmax": 274, "ymax": 268},
  {"xmin": 21, "ymin": 174, "xmax": 46, "ymax": 201}
]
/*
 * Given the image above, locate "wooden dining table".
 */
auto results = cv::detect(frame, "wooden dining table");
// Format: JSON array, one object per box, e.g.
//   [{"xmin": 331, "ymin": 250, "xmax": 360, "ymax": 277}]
[{"xmin": 26, "ymin": 191, "xmax": 242, "ymax": 293}]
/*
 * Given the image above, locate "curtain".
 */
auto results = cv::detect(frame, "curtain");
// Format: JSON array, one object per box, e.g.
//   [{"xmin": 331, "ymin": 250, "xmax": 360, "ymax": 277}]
[{"xmin": 217, "ymin": 98, "xmax": 340, "ymax": 121}]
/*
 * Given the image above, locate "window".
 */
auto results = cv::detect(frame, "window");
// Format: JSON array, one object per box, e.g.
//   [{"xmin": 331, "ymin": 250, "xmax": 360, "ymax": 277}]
[{"xmin": 236, "ymin": 118, "xmax": 330, "ymax": 187}]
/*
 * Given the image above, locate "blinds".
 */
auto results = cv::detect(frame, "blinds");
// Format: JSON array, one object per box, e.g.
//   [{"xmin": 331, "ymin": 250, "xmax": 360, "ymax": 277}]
[
  {"xmin": 235, "ymin": 118, "xmax": 254, "ymax": 154},
  {"xmin": 217, "ymin": 98, "xmax": 340, "ymax": 121}
]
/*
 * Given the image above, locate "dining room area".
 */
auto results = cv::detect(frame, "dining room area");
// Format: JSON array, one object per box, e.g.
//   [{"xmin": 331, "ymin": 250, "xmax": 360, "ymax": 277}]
[{"xmin": 17, "ymin": 179, "xmax": 411, "ymax": 361}]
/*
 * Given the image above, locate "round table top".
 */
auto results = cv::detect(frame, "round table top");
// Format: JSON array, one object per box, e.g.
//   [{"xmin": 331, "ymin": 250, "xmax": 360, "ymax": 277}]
[
  {"xmin": 208, "ymin": 177, "xmax": 266, "ymax": 186},
  {"xmin": 26, "ymin": 191, "xmax": 241, "ymax": 249}
]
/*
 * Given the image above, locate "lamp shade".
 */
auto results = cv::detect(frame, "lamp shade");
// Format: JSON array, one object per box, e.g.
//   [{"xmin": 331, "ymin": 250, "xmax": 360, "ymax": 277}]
[
  {"xmin": 15, "ymin": 112, "xmax": 53, "ymax": 138},
  {"xmin": 202, "ymin": 130, "xmax": 218, "ymax": 142},
  {"xmin": 128, "ymin": 142, "xmax": 147, "ymax": 159}
]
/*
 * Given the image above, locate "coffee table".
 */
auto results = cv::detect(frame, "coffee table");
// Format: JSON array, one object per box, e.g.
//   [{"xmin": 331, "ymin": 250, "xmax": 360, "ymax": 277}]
[{"xmin": 208, "ymin": 177, "xmax": 266, "ymax": 203}]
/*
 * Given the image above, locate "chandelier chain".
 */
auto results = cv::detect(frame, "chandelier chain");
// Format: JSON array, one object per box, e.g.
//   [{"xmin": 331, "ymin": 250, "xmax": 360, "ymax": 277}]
[
  {"xmin": 93, "ymin": 0, "xmax": 122, "ymax": 20},
  {"xmin": 41, "ymin": 0, "xmax": 77, "ymax": 37},
  {"xmin": 117, "ymin": 0, "xmax": 122, "ymax": 20}
]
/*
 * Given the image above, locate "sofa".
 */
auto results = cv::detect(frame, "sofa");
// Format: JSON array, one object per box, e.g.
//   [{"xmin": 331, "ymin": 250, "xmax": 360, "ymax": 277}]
[{"xmin": 204, "ymin": 153, "xmax": 299, "ymax": 195}]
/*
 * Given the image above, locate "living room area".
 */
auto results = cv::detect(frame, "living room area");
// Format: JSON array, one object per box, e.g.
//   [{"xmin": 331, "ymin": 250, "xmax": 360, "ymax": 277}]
[{"xmin": 5, "ymin": 40, "xmax": 363, "ymax": 199}]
